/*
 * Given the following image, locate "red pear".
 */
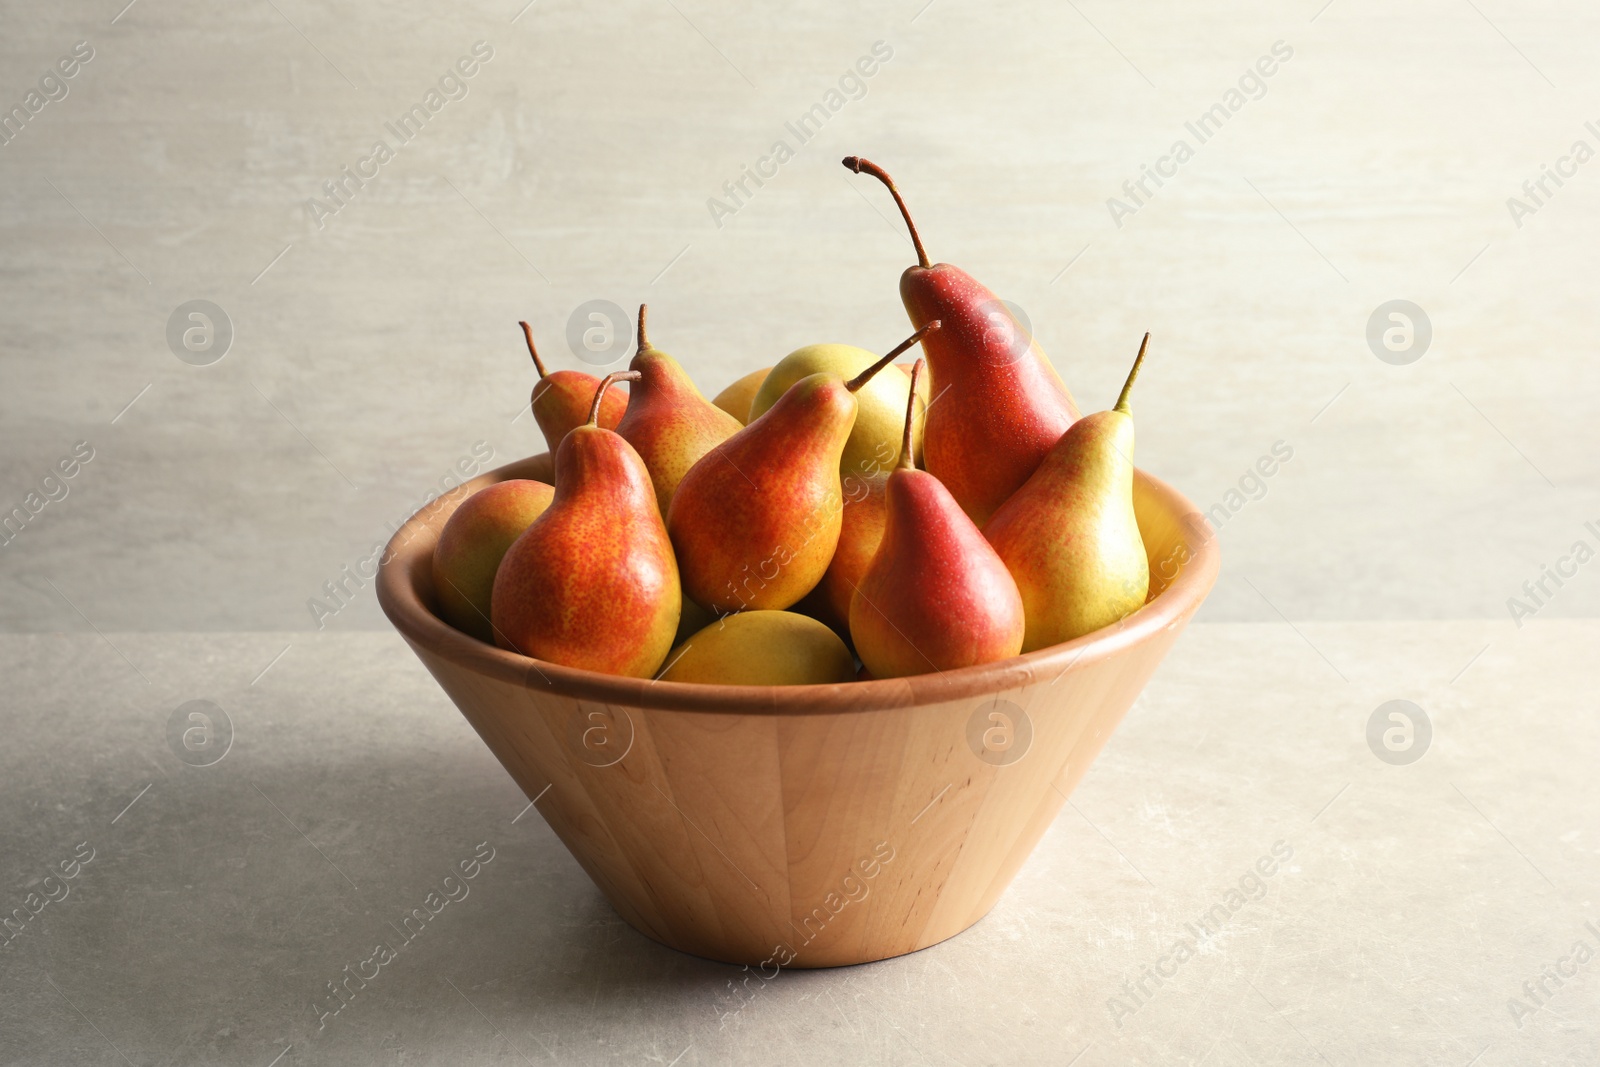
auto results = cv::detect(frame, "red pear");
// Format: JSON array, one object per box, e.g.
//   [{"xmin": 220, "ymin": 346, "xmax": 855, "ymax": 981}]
[
  {"xmin": 522, "ymin": 321, "xmax": 627, "ymax": 454},
  {"xmin": 668, "ymin": 324, "xmax": 937, "ymax": 615},
  {"xmin": 814, "ymin": 359, "xmax": 929, "ymax": 628},
  {"xmin": 614, "ymin": 305, "xmax": 742, "ymax": 515},
  {"xmin": 850, "ymin": 360, "xmax": 1025, "ymax": 678},
  {"xmin": 492, "ymin": 371, "xmax": 680, "ymax": 677},
  {"xmin": 843, "ymin": 156, "xmax": 1080, "ymax": 526}
]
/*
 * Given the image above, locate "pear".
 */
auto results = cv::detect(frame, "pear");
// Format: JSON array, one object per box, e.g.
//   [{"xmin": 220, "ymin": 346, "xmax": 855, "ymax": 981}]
[
  {"xmin": 657, "ymin": 610, "xmax": 855, "ymax": 686},
  {"xmin": 712, "ymin": 367, "xmax": 771, "ymax": 425},
  {"xmin": 432, "ymin": 479, "xmax": 554, "ymax": 642},
  {"xmin": 614, "ymin": 305, "xmax": 742, "ymax": 515},
  {"xmin": 813, "ymin": 361, "xmax": 931, "ymax": 629},
  {"xmin": 843, "ymin": 156, "xmax": 1080, "ymax": 526},
  {"xmin": 815, "ymin": 455, "xmax": 889, "ymax": 632},
  {"xmin": 850, "ymin": 360, "xmax": 1025, "ymax": 678},
  {"xmin": 750, "ymin": 344, "xmax": 917, "ymax": 481},
  {"xmin": 667, "ymin": 323, "xmax": 938, "ymax": 614},
  {"xmin": 985, "ymin": 335, "xmax": 1152, "ymax": 651},
  {"xmin": 522, "ymin": 321, "xmax": 627, "ymax": 454},
  {"xmin": 492, "ymin": 371, "xmax": 680, "ymax": 677},
  {"xmin": 674, "ymin": 595, "xmax": 715, "ymax": 645}
]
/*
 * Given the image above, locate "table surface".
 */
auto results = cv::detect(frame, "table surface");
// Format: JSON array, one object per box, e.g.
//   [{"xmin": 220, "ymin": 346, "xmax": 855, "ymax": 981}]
[
  {"xmin": 5, "ymin": 0, "xmax": 1600, "ymax": 1063},
  {"xmin": 1, "ymin": 621, "xmax": 1594, "ymax": 1066}
]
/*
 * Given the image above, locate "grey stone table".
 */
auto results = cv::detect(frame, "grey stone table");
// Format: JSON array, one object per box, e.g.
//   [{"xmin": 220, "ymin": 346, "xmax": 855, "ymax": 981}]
[{"xmin": 1, "ymin": 620, "xmax": 1593, "ymax": 1066}]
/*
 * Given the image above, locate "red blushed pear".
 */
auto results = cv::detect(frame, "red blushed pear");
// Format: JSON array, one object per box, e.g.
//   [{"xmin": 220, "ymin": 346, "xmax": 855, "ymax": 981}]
[
  {"xmin": 985, "ymin": 334, "xmax": 1152, "ymax": 652},
  {"xmin": 667, "ymin": 323, "xmax": 939, "ymax": 615},
  {"xmin": 849, "ymin": 360, "xmax": 1025, "ymax": 679},
  {"xmin": 491, "ymin": 371, "xmax": 681, "ymax": 678},
  {"xmin": 522, "ymin": 321, "xmax": 627, "ymax": 454},
  {"xmin": 814, "ymin": 439, "xmax": 900, "ymax": 630},
  {"xmin": 432, "ymin": 479, "xmax": 554, "ymax": 643},
  {"xmin": 813, "ymin": 360, "xmax": 929, "ymax": 629},
  {"xmin": 614, "ymin": 304, "xmax": 742, "ymax": 516},
  {"xmin": 842, "ymin": 156, "xmax": 1080, "ymax": 527}
]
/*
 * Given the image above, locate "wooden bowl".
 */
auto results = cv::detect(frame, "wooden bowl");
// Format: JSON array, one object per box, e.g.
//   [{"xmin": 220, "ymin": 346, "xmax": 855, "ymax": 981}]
[{"xmin": 377, "ymin": 453, "xmax": 1218, "ymax": 968}]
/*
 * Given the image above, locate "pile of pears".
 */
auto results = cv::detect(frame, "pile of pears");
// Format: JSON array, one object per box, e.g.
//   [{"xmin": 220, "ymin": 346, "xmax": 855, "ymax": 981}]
[{"xmin": 431, "ymin": 157, "xmax": 1155, "ymax": 686}]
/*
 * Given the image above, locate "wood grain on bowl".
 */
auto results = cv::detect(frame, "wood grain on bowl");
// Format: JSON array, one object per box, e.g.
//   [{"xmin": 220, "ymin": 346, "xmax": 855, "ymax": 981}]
[{"xmin": 378, "ymin": 453, "xmax": 1218, "ymax": 967}]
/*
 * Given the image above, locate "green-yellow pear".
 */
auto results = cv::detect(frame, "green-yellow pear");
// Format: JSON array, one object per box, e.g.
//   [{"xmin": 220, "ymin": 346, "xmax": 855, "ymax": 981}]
[
  {"xmin": 749, "ymin": 344, "xmax": 918, "ymax": 482},
  {"xmin": 432, "ymin": 479, "xmax": 554, "ymax": 642},
  {"xmin": 984, "ymin": 334, "xmax": 1152, "ymax": 651},
  {"xmin": 712, "ymin": 367, "xmax": 771, "ymax": 425},
  {"xmin": 657, "ymin": 610, "xmax": 855, "ymax": 685}
]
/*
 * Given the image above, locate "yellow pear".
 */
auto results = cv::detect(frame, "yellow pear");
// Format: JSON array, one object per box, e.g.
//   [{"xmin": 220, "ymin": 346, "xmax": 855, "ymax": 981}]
[
  {"xmin": 984, "ymin": 335, "xmax": 1152, "ymax": 651},
  {"xmin": 749, "ymin": 344, "xmax": 919, "ymax": 482},
  {"xmin": 712, "ymin": 367, "xmax": 771, "ymax": 425},
  {"xmin": 657, "ymin": 610, "xmax": 855, "ymax": 686}
]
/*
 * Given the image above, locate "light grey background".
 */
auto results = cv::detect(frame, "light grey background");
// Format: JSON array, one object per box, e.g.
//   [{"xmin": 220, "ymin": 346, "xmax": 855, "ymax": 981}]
[
  {"xmin": 2, "ymin": 0, "xmax": 1595, "ymax": 633},
  {"xmin": 3, "ymin": 0, "xmax": 1597, "ymax": 1064}
]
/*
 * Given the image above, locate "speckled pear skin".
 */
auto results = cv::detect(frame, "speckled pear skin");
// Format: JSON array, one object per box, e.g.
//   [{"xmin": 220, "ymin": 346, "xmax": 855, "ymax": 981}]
[
  {"xmin": 841, "ymin": 155, "xmax": 1079, "ymax": 527},
  {"xmin": 531, "ymin": 374, "xmax": 627, "ymax": 454},
  {"xmin": 667, "ymin": 372, "xmax": 855, "ymax": 614},
  {"xmin": 817, "ymin": 467, "xmax": 889, "ymax": 629},
  {"xmin": 984, "ymin": 408, "xmax": 1148, "ymax": 652},
  {"xmin": 850, "ymin": 467, "xmax": 1025, "ymax": 679},
  {"xmin": 523, "ymin": 311, "xmax": 626, "ymax": 454},
  {"xmin": 615, "ymin": 344, "xmax": 742, "ymax": 516},
  {"xmin": 491, "ymin": 424, "xmax": 680, "ymax": 677},
  {"xmin": 901, "ymin": 263, "xmax": 1078, "ymax": 528},
  {"xmin": 432, "ymin": 479, "xmax": 554, "ymax": 643}
]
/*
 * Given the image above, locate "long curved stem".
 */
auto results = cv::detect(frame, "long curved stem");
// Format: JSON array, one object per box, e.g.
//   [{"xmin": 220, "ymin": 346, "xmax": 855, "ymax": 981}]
[
  {"xmin": 636, "ymin": 304, "xmax": 650, "ymax": 353},
  {"xmin": 589, "ymin": 370, "xmax": 640, "ymax": 425},
  {"xmin": 841, "ymin": 157, "xmax": 931, "ymax": 269},
  {"xmin": 846, "ymin": 321, "xmax": 940, "ymax": 394},
  {"xmin": 899, "ymin": 359, "xmax": 924, "ymax": 471},
  {"xmin": 520, "ymin": 321, "xmax": 548, "ymax": 379}
]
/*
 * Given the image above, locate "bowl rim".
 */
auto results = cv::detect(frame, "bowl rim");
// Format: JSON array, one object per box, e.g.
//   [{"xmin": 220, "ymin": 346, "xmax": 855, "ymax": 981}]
[{"xmin": 376, "ymin": 453, "xmax": 1219, "ymax": 714}]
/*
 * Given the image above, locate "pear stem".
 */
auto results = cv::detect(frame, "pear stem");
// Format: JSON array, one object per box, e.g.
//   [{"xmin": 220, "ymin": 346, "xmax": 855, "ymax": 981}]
[
  {"xmin": 588, "ymin": 370, "xmax": 640, "ymax": 425},
  {"xmin": 846, "ymin": 321, "xmax": 940, "ymax": 394},
  {"xmin": 636, "ymin": 304, "xmax": 650, "ymax": 353},
  {"xmin": 1115, "ymin": 333, "xmax": 1150, "ymax": 415},
  {"xmin": 842, "ymin": 156, "xmax": 931, "ymax": 270},
  {"xmin": 899, "ymin": 359, "xmax": 924, "ymax": 471},
  {"xmin": 519, "ymin": 321, "xmax": 548, "ymax": 379}
]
